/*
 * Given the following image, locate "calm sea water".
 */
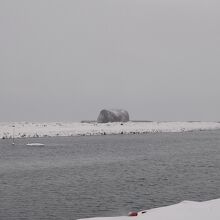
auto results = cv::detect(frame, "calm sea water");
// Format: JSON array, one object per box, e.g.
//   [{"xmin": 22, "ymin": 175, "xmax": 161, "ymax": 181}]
[{"xmin": 0, "ymin": 131, "xmax": 220, "ymax": 220}]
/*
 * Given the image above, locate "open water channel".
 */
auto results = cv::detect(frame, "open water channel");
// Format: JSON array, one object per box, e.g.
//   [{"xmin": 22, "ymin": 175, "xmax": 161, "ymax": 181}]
[{"xmin": 0, "ymin": 131, "xmax": 220, "ymax": 219}]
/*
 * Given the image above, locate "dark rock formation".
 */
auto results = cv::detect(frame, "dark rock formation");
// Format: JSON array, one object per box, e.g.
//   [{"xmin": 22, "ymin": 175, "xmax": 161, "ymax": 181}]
[{"xmin": 97, "ymin": 109, "xmax": 129, "ymax": 123}]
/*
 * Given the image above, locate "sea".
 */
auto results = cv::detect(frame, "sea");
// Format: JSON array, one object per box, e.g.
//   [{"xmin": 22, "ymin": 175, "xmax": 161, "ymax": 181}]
[{"xmin": 0, "ymin": 131, "xmax": 220, "ymax": 220}]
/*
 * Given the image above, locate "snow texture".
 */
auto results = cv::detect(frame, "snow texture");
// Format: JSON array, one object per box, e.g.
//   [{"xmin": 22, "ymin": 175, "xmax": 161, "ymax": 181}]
[
  {"xmin": 78, "ymin": 198, "xmax": 220, "ymax": 220},
  {"xmin": 0, "ymin": 121, "xmax": 220, "ymax": 139},
  {"xmin": 97, "ymin": 109, "xmax": 130, "ymax": 123}
]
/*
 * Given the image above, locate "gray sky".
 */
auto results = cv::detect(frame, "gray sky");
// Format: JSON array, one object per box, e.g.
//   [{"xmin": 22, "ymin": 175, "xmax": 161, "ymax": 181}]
[{"xmin": 0, "ymin": 0, "xmax": 220, "ymax": 122}]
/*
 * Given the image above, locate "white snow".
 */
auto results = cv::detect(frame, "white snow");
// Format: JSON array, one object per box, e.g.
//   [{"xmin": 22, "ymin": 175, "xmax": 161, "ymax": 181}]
[
  {"xmin": 0, "ymin": 121, "xmax": 220, "ymax": 139},
  {"xmin": 26, "ymin": 143, "xmax": 45, "ymax": 146},
  {"xmin": 78, "ymin": 198, "xmax": 220, "ymax": 220}
]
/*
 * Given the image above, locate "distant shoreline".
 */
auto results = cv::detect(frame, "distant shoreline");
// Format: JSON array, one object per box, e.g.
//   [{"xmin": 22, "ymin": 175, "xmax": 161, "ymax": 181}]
[{"xmin": 1, "ymin": 121, "xmax": 220, "ymax": 139}]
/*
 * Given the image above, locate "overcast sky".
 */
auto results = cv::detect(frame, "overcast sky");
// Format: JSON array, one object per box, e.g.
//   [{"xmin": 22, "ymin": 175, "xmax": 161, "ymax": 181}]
[{"xmin": 0, "ymin": 0, "xmax": 219, "ymax": 122}]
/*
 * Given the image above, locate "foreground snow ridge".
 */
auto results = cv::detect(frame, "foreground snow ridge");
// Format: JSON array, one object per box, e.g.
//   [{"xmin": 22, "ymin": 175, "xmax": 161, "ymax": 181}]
[
  {"xmin": 1, "ymin": 121, "xmax": 220, "ymax": 139},
  {"xmin": 78, "ymin": 198, "xmax": 220, "ymax": 220}
]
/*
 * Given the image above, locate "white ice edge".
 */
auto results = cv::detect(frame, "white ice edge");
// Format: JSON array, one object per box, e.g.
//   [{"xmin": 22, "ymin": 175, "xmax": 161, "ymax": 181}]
[
  {"xmin": 1, "ymin": 121, "xmax": 220, "ymax": 139},
  {"xmin": 26, "ymin": 143, "xmax": 45, "ymax": 146},
  {"xmin": 78, "ymin": 198, "xmax": 220, "ymax": 220}
]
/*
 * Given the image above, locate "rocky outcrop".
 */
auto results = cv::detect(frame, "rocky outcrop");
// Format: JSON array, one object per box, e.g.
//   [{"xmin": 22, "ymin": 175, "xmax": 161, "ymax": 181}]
[{"xmin": 97, "ymin": 109, "xmax": 129, "ymax": 123}]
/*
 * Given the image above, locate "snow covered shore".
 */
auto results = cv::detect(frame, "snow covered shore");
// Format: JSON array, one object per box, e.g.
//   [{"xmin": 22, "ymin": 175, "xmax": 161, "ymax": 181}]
[
  {"xmin": 78, "ymin": 198, "xmax": 220, "ymax": 220},
  {"xmin": 0, "ymin": 121, "xmax": 220, "ymax": 139}
]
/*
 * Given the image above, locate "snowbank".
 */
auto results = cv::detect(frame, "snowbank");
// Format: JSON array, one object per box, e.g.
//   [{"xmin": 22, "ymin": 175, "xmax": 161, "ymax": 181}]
[
  {"xmin": 0, "ymin": 121, "xmax": 220, "ymax": 139},
  {"xmin": 78, "ymin": 198, "xmax": 220, "ymax": 220}
]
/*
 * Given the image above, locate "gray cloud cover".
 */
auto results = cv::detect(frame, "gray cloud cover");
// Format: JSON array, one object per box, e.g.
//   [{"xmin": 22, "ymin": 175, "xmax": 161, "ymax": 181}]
[{"xmin": 0, "ymin": 0, "xmax": 219, "ymax": 121}]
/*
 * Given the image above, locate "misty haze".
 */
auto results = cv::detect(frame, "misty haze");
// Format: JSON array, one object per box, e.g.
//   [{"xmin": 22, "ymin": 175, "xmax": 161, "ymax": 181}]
[{"xmin": 0, "ymin": 1, "xmax": 220, "ymax": 220}]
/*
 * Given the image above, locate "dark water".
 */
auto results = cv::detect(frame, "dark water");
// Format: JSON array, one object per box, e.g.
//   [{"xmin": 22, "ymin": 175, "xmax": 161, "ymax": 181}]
[{"xmin": 0, "ymin": 131, "xmax": 220, "ymax": 220}]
